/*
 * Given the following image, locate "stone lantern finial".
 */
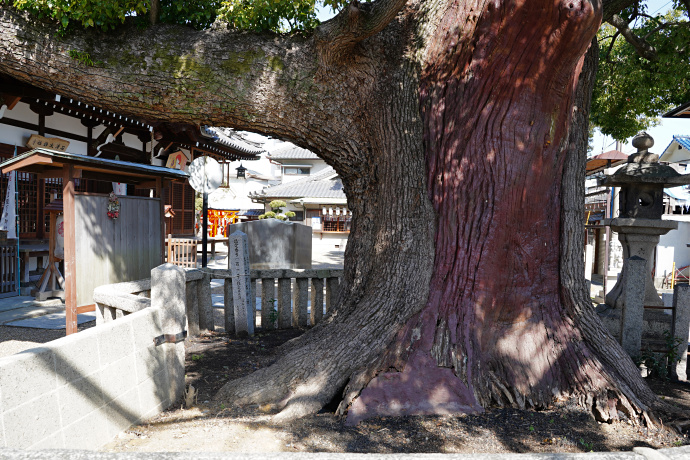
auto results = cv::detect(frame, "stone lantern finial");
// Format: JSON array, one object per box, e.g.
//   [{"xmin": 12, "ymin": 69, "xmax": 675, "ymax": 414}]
[{"xmin": 628, "ymin": 131, "xmax": 659, "ymax": 164}]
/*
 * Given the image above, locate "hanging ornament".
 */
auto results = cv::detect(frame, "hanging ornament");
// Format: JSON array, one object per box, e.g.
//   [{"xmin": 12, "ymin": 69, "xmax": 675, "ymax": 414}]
[{"xmin": 107, "ymin": 191, "xmax": 120, "ymax": 219}]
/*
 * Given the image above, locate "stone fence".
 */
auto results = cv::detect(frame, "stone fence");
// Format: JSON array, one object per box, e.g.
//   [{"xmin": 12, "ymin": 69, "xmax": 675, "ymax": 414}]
[
  {"xmin": 93, "ymin": 266, "xmax": 344, "ymax": 335},
  {"xmin": 0, "ymin": 265, "xmax": 186, "ymax": 450}
]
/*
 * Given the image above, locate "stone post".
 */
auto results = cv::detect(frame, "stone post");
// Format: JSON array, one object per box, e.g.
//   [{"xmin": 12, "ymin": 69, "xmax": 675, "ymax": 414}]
[
  {"xmin": 261, "ymin": 278, "xmax": 276, "ymax": 330},
  {"xmin": 224, "ymin": 278, "xmax": 234, "ymax": 334},
  {"xmin": 151, "ymin": 263, "xmax": 187, "ymax": 404},
  {"xmin": 196, "ymin": 271, "xmax": 213, "ymax": 332},
  {"xmin": 620, "ymin": 256, "xmax": 646, "ymax": 358},
  {"xmin": 672, "ymin": 284, "xmax": 690, "ymax": 381},
  {"xmin": 310, "ymin": 278, "xmax": 324, "ymax": 325},
  {"xmin": 605, "ymin": 219, "xmax": 677, "ymax": 309},
  {"xmin": 185, "ymin": 278, "xmax": 200, "ymax": 337},
  {"xmin": 293, "ymin": 278, "xmax": 309, "ymax": 327},
  {"xmin": 277, "ymin": 277, "xmax": 292, "ymax": 328},
  {"xmin": 326, "ymin": 277, "xmax": 340, "ymax": 315},
  {"xmin": 229, "ymin": 230, "xmax": 254, "ymax": 336}
]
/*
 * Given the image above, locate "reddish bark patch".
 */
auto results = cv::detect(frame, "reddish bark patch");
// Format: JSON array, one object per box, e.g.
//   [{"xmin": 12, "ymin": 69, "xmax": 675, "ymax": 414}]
[{"xmin": 347, "ymin": 351, "xmax": 483, "ymax": 425}]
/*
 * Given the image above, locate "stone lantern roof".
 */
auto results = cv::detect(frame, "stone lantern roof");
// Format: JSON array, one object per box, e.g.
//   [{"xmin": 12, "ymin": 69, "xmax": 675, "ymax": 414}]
[{"xmin": 602, "ymin": 132, "xmax": 690, "ymax": 188}]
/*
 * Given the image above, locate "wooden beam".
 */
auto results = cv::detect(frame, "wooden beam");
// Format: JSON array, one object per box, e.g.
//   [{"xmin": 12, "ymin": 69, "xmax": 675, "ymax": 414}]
[
  {"xmin": 134, "ymin": 180, "xmax": 158, "ymax": 189},
  {"xmin": 1, "ymin": 153, "xmax": 54, "ymax": 173},
  {"xmin": 2, "ymin": 95, "xmax": 21, "ymax": 110},
  {"xmin": 37, "ymin": 171, "xmax": 65, "ymax": 179},
  {"xmin": 77, "ymin": 169, "xmax": 142, "ymax": 184},
  {"xmin": 76, "ymin": 304, "xmax": 95, "ymax": 314},
  {"xmin": 62, "ymin": 164, "xmax": 78, "ymax": 335}
]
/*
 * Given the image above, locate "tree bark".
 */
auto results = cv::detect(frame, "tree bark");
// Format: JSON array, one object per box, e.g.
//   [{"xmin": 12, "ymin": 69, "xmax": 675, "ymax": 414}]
[{"xmin": 0, "ymin": 0, "xmax": 682, "ymax": 426}]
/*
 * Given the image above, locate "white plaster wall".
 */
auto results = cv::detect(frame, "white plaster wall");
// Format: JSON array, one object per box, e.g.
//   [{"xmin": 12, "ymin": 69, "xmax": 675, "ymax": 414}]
[
  {"xmin": 0, "ymin": 124, "xmax": 27, "ymax": 150},
  {"xmin": 278, "ymin": 160, "xmax": 330, "ymax": 183},
  {"xmin": 658, "ymin": 217, "xmax": 690, "ymax": 280},
  {"xmin": 209, "ymin": 178, "xmax": 269, "ymax": 210}
]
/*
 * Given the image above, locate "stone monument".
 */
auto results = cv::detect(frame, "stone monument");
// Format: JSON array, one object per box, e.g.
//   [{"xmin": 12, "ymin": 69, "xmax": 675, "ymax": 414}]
[
  {"xmin": 229, "ymin": 230, "xmax": 254, "ymax": 336},
  {"xmin": 228, "ymin": 219, "xmax": 312, "ymax": 269}
]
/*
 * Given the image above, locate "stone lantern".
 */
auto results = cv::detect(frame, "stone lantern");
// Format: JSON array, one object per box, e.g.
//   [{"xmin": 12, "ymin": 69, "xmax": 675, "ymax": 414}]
[{"xmin": 603, "ymin": 132, "xmax": 690, "ymax": 309}]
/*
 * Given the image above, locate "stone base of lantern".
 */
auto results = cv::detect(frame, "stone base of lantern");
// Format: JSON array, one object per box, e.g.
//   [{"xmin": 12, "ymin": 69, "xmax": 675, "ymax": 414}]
[{"xmin": 604, "ymin": 218, "xmax": 677, "ymax": 309}]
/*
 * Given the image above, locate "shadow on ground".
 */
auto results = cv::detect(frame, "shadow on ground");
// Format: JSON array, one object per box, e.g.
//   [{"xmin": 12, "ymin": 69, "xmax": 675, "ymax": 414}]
[{"xmin": 102, "ymin": 329, "xmax": 690, "ymax": 454}]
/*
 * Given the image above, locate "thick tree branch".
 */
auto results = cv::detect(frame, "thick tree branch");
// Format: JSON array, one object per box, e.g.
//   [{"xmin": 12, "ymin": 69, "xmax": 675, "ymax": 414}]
[
  {"xmin": 0, "ymin": 6, "xmax": 331, "ymax": 143},
  {"xmin": 315, "ymin": 0, "xmax": 407, "ymax": 65},
  {"xmin": 602, "ymin": 0, "xmax": 635, "ymax": 22},
  {"xmin": 608, "ymin": 13, "xmax": 658, "ymax": 60}
]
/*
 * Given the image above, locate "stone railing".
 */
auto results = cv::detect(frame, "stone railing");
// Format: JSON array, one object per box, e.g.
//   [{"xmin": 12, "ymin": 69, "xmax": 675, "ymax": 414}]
[{"xmin": 93, "ymin": 266, "xmax": 344, "ymax": 336}]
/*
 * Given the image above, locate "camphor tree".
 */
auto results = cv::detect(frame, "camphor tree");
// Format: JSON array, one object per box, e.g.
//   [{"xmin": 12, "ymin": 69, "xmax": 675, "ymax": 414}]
[{"xmin": 0, "ymin": 0, "xmax": 685, "ymax": 426}]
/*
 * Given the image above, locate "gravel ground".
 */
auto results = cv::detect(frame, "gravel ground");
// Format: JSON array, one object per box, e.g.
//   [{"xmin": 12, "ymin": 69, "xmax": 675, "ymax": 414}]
[
  {"xmin": 101, "ymin": 329, "xmax": 690, "ymax": 454},
  {"xmin": 0, "ymin": 321, "xmax": 96, "ymax": 358}
]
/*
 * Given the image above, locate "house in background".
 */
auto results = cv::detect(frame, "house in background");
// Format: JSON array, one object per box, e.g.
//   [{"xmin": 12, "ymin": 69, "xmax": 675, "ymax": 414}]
[
  {"xmin": 250, "ymin": 143, "xmax": 350, "ymax": 254},
  {"xmin": 266, "ymin": 145, "xmax": 332, "ymax": 183}
]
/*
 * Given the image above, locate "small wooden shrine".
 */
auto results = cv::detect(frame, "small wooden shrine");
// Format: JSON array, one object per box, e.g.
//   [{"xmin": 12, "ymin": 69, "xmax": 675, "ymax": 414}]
[{"xmin": 1, "ymin": 148, "xmax": 187, "ymax": 334}]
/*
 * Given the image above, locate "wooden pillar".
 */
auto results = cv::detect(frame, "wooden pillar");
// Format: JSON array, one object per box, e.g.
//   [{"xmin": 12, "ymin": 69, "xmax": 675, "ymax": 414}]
[
  {"xmin": 157, "ymin": 177, "xmax": 164, "ymax": 264},
  {"xmin": 62, "ymin": 165, "xmax": 77, "ymax": 335}
]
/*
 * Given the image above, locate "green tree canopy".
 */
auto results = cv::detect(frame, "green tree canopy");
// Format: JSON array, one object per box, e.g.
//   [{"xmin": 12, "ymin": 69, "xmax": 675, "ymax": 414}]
[
  {"xmin": 8, "ymin": 0, "xmax": 349, "ymax": 32},
  {"xmin": 592, "ymin": 3, "xmax": 690, "ymax": 140}
]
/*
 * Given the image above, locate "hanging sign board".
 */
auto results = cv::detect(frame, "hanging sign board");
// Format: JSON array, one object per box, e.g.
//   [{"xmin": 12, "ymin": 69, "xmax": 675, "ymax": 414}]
[
  {"xmin": 165, "ymin": 150, "xmax": 189, "ymax": 171},
  {"xmin": 26, "ymin": 134, "xmax": 70, "ymax": 152}
]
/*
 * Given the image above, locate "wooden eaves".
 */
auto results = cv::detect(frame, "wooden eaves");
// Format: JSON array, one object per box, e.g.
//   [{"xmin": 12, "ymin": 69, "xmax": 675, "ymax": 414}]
[{"xmin": 0, "ymin": 148, "xmax": 188, "ymax": 184}]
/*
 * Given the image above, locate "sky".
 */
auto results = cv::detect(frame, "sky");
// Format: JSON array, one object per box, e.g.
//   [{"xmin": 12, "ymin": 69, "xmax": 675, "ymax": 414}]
[{"xmin": 590, "ymin": 0, "xmax": 686, "ymax": 156}]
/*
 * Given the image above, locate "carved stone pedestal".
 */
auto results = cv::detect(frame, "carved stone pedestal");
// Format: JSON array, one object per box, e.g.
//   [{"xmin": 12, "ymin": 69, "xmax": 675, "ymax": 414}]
[{"xmin": 604, "ymin": 218, "xmax": 677, "ymax": 309}]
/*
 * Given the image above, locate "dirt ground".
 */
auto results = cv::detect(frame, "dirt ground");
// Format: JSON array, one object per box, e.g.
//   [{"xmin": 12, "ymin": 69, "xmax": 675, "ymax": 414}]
[{"xmin": 102, "ymin": 329, "xmax": 690, "ymax": 454}]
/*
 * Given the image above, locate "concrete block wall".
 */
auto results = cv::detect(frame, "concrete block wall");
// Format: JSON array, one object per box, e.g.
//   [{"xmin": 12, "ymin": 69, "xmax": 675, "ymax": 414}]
[{"xmin": 0, "ymin": 305, "xmax": 180, "ymax": 450}]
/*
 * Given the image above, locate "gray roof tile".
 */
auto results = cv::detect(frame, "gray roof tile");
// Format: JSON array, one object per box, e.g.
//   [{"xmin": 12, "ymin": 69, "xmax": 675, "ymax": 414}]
[
  {"xmin": 268, "ymin": 145, "xmax": 320, "ymax": 160},
  {"xmin": 251, "ymin": 167, "xmax": 344, "ymax": 199}
]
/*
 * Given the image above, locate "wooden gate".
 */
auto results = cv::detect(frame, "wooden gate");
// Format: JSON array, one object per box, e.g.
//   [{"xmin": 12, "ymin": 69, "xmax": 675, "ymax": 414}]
[{"xmin": 0, "ymin": 243, "xmax": 18, "ymax": 298}]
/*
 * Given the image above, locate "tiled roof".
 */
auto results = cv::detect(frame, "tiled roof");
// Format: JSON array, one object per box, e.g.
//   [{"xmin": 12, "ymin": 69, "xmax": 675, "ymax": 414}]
[
  {"xmin": 267, "ymin": 145, "xmax": 320, "ymax": 160},
  {"xmin": 200, "ymin": 126, "xmax": 265, "ymax": 156},
  {"xmin": 250, "ymin": 167, "xmax": 344, "ymax": 199},
  {"xmin": 674, "ymin": 135, "xmax": 690, "ymax": 151},
  {"xmin": 660, "ymin": 135, "xmax": 690, "ymax": 162}
]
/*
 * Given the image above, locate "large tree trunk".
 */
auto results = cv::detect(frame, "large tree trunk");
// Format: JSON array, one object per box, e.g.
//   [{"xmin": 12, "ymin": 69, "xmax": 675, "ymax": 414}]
[
  {"xmin": 0, "ymin": 0, "xmax": 680, "ymax": 426},
  {"xmin": 216, "ymin": 0, "xmax": 674, "ymax": 426}
]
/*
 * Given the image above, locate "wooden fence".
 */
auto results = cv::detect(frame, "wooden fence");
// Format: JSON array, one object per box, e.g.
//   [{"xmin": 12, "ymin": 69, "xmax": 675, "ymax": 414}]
[
  {"xmin": 74, "ymin": 194, "xmax": 161, "ymax": 307},
  {"xmin": 166, "ymin": 235, "xmax": 198, "ymax": 268}
]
